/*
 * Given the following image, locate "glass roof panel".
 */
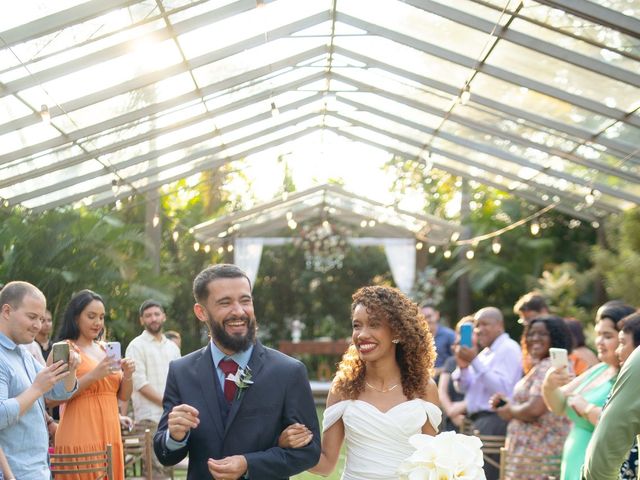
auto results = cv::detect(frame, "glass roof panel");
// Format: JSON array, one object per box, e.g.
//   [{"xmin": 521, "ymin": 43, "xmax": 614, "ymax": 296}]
[
  {"xmin": 340, "ymin": 0, "xmax": 489, "ymax": 59},
  {"xmin": 177, "ymin": 0, "xmax": 329, "ymax": 61},
  {"xmin": 515, "ymin": 1, "xmax": 640, "ymax": 58},
  {"xmin": 470, "ymin": 73, "xmax": 613, "ymax": 133},
  {"xmin": 486, "ymin": 41, "xmax": 640, "ymax": 111},
  {"xmin": 0, "ymin": 122, "xmax": 59, "ymax": 156},
  {"xmin": 0, "ymin": 0, "xmax": 83, "ymax": 31}
]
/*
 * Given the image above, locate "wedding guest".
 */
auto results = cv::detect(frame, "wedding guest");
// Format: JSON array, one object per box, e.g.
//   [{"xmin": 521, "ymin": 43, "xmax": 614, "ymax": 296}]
[
  {"xmin": 565, "ymin": 319, "xmax": 598, "ymax": 376},
  {"xmin": 0, "ymin": 281, "xmax": 79, "ymax": 479},
  {"xmin": 542, "ymin": 302, "xmax": 635, "ymax": 480},
  {"xmin": 279, "ymin": 285, "xmax": 441, "ymax": 479},
  {"xmin": 438, "ymin": 316, "xmax": 474, "ymax": 432},
  {"xmin": 53, "ymin": 290, "xmax": 136, "ymax": 480},
  {"xmin": 493, "ymin": 316, "xmax": 573, "ymax": 480},
  {"xmin": 453, "ymin": 306, "xmax": 522, "ymax": 480},
  {"xmin": 582, "ymin": 344, "xmax": 640, "ymax": 480},
  {"xmin": 421, "ymin": 303, "xmax": 455, "ymax": 378}
]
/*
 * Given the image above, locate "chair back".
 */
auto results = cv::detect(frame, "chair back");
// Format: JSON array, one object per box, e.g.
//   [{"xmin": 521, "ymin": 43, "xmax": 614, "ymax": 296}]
[
  {"xmin": 122, "ymin": 428, "xmax": 153, "ymax": 480},
  {"xmin": 473, "ymin": 430, "xmax": 506, "ymax": 470},
  {"xmin": 499, "ymin": 446, "xmax": 561, "ymax": 480},
  {"xmin": 50, "ymin": 444, "xmax": 114, "ymax": 479}
]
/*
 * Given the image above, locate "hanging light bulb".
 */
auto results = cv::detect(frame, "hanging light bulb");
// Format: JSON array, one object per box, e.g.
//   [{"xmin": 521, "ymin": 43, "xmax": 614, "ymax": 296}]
[
  {"xmin": 270, "ymin": 101, "xmax": 279, "ymax": 117},
  {"xmin": 584, "ymin": 189, "xmax": 595, "ymax": 206},
  {"xmin": 415, "ymin": 242, "xmax": 423, "ymax": 251},
  {"xmin": 217, "ymin": 246, "xmax": 224, "ymax": 254},
  {"xmin": 466, "ymin": 249, "xmax": 475, "ymax": 260},
  {"xmin": 188, "ymin": 227, "xmax": 194, "ymax": 234},
  {"xmin": 288, "ymin": 219, "xmax": 297, "ymax": 229},
  {"xmin": 492, "ymin": 238, "xmax": 502, "ymax": 254},
  {"xmin": 368, "ymin": 220, "xmax": 376, "ymax": 227},
  {"xmin": 40, "ymin": 104, "xmax": 51, "ymax": 123},
  {"xmin": 460, "ymin": 85, "xmax": 471, "ymax": 105},
  {"xmin": 451, "ymin": 231, "xmax": 460, "ymax": 242},
  {"xmin": 428, "ymin": 245, "xmax": 437, "ymax": 254},
  {"xmin": 203, "ymin": 244, "xmax": 211, "ymax": 253},
  {"xmin": 152, "ymin": 214, "xmax": 160, "ymax": 228},
  {"xmin": 360, "ymin": 220, "xmax": 368, "ymax": 228},
  {"xmin": 172, "ymin": 231, "xmax": 179, "ymax": 242},
  {"xmin": 193, "ymin": 241, "xmax": 200, "ymax": 251},
  {"xmin": 530, "ymin": 220, "xmax": 541, "ymax": 235},
  {"xmin": 444, "ymin": 249, "xmax": 452, "ymax": 259},
  {"xmin": 227, "ymin": 244, "xmax": 234, "ymax": 252}
]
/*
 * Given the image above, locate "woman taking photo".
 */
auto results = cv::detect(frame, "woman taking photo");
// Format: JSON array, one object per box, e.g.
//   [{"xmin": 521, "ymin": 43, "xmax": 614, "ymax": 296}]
[
  {"xmin": 542, "ymin": 302, "xmax": 635, "ymax": 480},
  {"xmin": 279, "ymin": 285, "xmax": 441, "ymax": 479},
  {"xmin": 53, "ymin": 290, "xmax": 135, "ymax": 480},
  {"xmin": 492, "ymin": 315, "xmax": 573, "ymax": 479}
]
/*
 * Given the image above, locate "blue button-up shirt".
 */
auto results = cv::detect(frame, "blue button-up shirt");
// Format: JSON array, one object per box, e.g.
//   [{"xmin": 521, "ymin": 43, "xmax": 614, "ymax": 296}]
[{"xmin": 0, "ymin": 332, "xmax": 77, "ymax": 480}]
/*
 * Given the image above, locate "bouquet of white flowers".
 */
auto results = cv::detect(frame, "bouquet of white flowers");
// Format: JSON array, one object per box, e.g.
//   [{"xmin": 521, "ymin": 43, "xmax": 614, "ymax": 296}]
[{"xmin": 398, "ymin": 431, "xmax": 487, "ymax": 480}]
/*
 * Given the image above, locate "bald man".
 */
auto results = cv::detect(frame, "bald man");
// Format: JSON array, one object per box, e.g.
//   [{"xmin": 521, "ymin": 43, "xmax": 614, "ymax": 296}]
[{"xmin": 452, "ymin": 307, "xmax": 522, "ymax": 480}]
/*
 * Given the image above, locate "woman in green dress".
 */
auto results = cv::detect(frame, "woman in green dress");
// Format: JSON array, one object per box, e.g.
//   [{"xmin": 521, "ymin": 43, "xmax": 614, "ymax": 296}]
[{"xmin": 542, "ymin": 302, "xmax": 635, "ymax": 480}]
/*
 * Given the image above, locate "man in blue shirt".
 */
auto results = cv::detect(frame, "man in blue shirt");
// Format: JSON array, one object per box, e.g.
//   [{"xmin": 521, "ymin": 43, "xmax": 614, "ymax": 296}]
[
  {"xmin": 0, "ymin": 281, "xmax": 79, "ymax": 480},
  {"xmin": 421, "ymin": 303, "xmax": 455, "ymax": 378}
]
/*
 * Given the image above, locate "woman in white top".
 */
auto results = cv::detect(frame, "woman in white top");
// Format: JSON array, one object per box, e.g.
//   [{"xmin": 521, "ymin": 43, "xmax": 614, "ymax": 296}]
[{"xmin": 280, "ymin": 285, "xmax": 441, "ymax": 480}]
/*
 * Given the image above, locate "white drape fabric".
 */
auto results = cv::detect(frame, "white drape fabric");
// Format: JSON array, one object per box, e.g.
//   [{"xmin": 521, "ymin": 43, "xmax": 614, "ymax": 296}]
[
  {"xmin": 232, "ymin": 236, "xmax": 416, "ymax": 293},
  {"xmin": 322, "ymin": 399, "xmax": 442, "ymax": 480},
  {"xmin": 233, "ymin": 237, "xmax": 264, "ymax": 288},
  {"xmin": 381, "ymin": 238, "xmax": 416, "ymax": 294}
]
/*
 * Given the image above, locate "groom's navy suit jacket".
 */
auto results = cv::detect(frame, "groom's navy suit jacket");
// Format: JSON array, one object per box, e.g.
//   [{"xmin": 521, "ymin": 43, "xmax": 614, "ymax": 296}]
[{"xmin": 154, "ymin": 341, "xmax": 321, "ymax": 480}]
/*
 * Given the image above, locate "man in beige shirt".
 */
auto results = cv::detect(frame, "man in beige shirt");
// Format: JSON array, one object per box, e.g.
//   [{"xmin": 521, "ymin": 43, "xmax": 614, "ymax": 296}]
[{"xmin": 126, "ymin": 300, "xmax": 181, "ymax": 477}]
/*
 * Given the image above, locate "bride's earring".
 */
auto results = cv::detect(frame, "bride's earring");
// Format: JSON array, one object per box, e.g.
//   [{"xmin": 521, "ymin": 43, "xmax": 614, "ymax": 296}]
[{"xmin": 392, "ymin": 339, "xmax": 399, "ymax": 344}]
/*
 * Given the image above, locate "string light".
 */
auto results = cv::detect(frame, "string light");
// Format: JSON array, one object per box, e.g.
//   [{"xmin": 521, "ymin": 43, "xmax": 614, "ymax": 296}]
[
  {"xmin": 530, "ymin": 220, "xmax": 540, "ymax": 235},
  {"xmin": 428, "ymin": 245, "xmax": 437, "ymax": 254},
  {"xmin": 152, "ymin": 214, "xmax": 160, "ymax": 228},
  {"xmin": 193, "ymin": 241, "xmax": 200, "ymax": 251},
  {"xmin": 270, "ymin": 101, "xmax": 279, "ymax": 117},
  {"xmin": 460, "ymin": 85, "xmax": 471, "ymax": 105},
  {"xmin": 465, "ymin": 249, "xmax": 475, "ymax": 260},
  {"xmin": 172, "ymin": 231, "xmax": 179, "ymax": 241},
  {"xmin": 227, "ymin": 244, "xmax": 234, "ymax": 252},
  {"xmin": 443, "ymin": 249, "xmax": 452, "ymax": 259},
  {"xmin": 416, "ymin": 241, "xmax": 423, "ymax": 250},
  {"xmin": 203, "ymin": 244, "xmax": 211, "ymax": 253},
  {"xmin": 492, "ymin": 238, "xmax": 502, "ymax": 254},
  {"xmin": 40, "ymin": 104, "xmax": 51, "ymax": 123},
  {"xmin": 288, "ymin": 219, "xmax": 297, "ymax": 229}
]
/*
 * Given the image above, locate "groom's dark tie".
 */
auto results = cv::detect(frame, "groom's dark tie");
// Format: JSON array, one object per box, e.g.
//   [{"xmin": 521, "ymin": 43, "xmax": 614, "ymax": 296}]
[{"xmin": 219, "ymin": 359, "xmax": 239, "ymax": 403}]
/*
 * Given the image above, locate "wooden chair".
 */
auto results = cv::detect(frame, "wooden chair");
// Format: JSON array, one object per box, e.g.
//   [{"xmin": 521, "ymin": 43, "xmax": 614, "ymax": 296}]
[
  {"xmin": 50, "ymin": 444, "xmax": 114, "ymax": 479},
  {"xmin": 122, "ymin": 428, "xmax": 153, "ymax": 480},
  {"xmin": 473, "ymin": 430, "xmax": 506, "ymax": 471},
  {"xmin": 499, "ymin": 446, "xmax": 562, "ymax": 480}
]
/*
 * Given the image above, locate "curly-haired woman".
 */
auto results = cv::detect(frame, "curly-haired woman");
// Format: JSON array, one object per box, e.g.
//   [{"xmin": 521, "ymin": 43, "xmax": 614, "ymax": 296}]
[
  {"xmin": 279, "ymin": 285, "xmax": 441, "ymax": 479},
  {"xmin": 492, "ymin": 315, "xmax": 574, "ymax": 479}
]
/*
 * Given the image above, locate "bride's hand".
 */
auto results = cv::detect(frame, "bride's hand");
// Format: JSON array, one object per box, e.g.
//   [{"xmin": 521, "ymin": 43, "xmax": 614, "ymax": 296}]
[{"xmin": 278, "ymin": 423, "xmax": 313, "ymax": 449}]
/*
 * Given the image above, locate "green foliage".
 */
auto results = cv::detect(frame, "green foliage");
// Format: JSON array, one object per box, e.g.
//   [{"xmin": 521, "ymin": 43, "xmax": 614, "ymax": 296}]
[
  {"xmin": 535, "ymin": 263, "xmax": 591, "ymax": 322},
  {"xmin": 592, "ymin": 207, "xmax": 640, "ymax": 306},
  {"xmin": 0, "ymin": 207, "xmax": 173, "ymax": 342}
]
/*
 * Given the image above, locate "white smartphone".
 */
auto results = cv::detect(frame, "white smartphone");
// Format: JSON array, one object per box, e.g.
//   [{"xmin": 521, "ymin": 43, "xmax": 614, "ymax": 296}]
[
  {"xmin": 105, "ymin": 341, "xmax": 122, "ymax": 366},
  {"xmin": 549, "ymin": 347, "xmax": 568, "ymax": 369}
]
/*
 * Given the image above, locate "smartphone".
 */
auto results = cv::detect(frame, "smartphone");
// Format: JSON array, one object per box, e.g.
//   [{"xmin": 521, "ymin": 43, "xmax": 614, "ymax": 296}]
[
  {"xmin": 549, "ymin": 347, "xmax": 569, "ymax": 369},
  {"xmin": 51, "ymin": 341, "xmax": 70, "ymax": 364},
  {"xmin": 105, "ymin": 341, "xmax": 122, "ymax": 365},
  {"xmin": 495, "ymin": 398, "xmax": 507, "ymax": 408},
  {"xmin": 459, "ymin": 323, "xmax": 473, "ymax": 348}
]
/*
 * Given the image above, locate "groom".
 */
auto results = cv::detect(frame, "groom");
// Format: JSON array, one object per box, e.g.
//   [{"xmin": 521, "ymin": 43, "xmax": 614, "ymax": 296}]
[{"xmin": 154, "ymin": 264, "xmax": 320, "ymax": 479}]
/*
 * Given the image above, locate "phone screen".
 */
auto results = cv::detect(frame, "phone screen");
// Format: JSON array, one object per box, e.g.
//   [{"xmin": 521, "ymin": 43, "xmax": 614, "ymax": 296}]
[
  {"xmin": 51, "ymin": 342, "xmax": 70, "ymax": 364},
  {"xmin": 459, "ymin": 323, "xmax": 473, "ymax": 348}
]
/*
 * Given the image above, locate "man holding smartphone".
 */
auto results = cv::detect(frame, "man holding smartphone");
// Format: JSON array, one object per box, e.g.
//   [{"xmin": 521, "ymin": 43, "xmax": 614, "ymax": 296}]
[{"xmin": 0, "ymin": 281, "xmax": 80, "ymax": 480}]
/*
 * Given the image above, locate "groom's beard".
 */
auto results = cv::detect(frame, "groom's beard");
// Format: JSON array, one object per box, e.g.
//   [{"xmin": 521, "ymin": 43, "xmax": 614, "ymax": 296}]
[{"xmin": 209, "ymin": 312, "xmax": 256, "ymax": 353}]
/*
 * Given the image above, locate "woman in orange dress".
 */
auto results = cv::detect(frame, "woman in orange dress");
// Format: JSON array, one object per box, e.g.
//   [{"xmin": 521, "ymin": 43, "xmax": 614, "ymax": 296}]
[{"xmin": 53, "ymin": 290, "xmax": 135, "ymax": 480}]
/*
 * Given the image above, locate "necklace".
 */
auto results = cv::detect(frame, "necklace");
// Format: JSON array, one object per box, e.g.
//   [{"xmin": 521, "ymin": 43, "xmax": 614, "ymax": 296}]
[{"xmin": 365, "ymin": 381, "xmax": 399, "ymax": 393}]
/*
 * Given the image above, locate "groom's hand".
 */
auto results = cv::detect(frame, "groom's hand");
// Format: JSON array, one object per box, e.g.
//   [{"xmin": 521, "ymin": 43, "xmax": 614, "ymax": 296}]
[
  {"xmin": 208, "ymin": 455, "xmax": 248, "ymax": 480},
  {"xmin": 168, "ymin": 404, "xmax": 200, "ymax": 442}
]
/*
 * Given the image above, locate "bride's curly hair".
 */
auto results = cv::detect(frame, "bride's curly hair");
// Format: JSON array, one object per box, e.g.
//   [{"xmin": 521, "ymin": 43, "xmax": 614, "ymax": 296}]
[{"xmin": 331, "ymin": 285, "xmax": 436, "ymax": 400}]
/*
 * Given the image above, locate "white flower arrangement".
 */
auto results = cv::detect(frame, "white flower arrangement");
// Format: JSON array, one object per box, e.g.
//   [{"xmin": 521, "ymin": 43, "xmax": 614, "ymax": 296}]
[{"xmin": 398, "ymin": 431, "xmax": 486, "ymax": 480}]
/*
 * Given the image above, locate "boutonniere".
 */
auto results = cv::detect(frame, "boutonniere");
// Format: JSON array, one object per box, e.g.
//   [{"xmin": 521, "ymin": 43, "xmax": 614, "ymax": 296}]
[{"xmin": 226, "ymin": 366, "xmax": 254, "ymax": 401}]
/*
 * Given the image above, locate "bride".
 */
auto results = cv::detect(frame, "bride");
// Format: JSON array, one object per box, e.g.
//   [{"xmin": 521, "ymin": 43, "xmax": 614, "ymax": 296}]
[{"xmin": 279, "ymin": 285, "xmax": 441, "ymax": 479}]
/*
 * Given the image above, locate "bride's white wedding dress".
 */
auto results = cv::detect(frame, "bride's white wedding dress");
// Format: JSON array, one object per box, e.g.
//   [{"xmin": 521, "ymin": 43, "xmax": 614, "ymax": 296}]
[{"xmin": 323, "ymin": 398, "xmax": 442, "ymax": 480}]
